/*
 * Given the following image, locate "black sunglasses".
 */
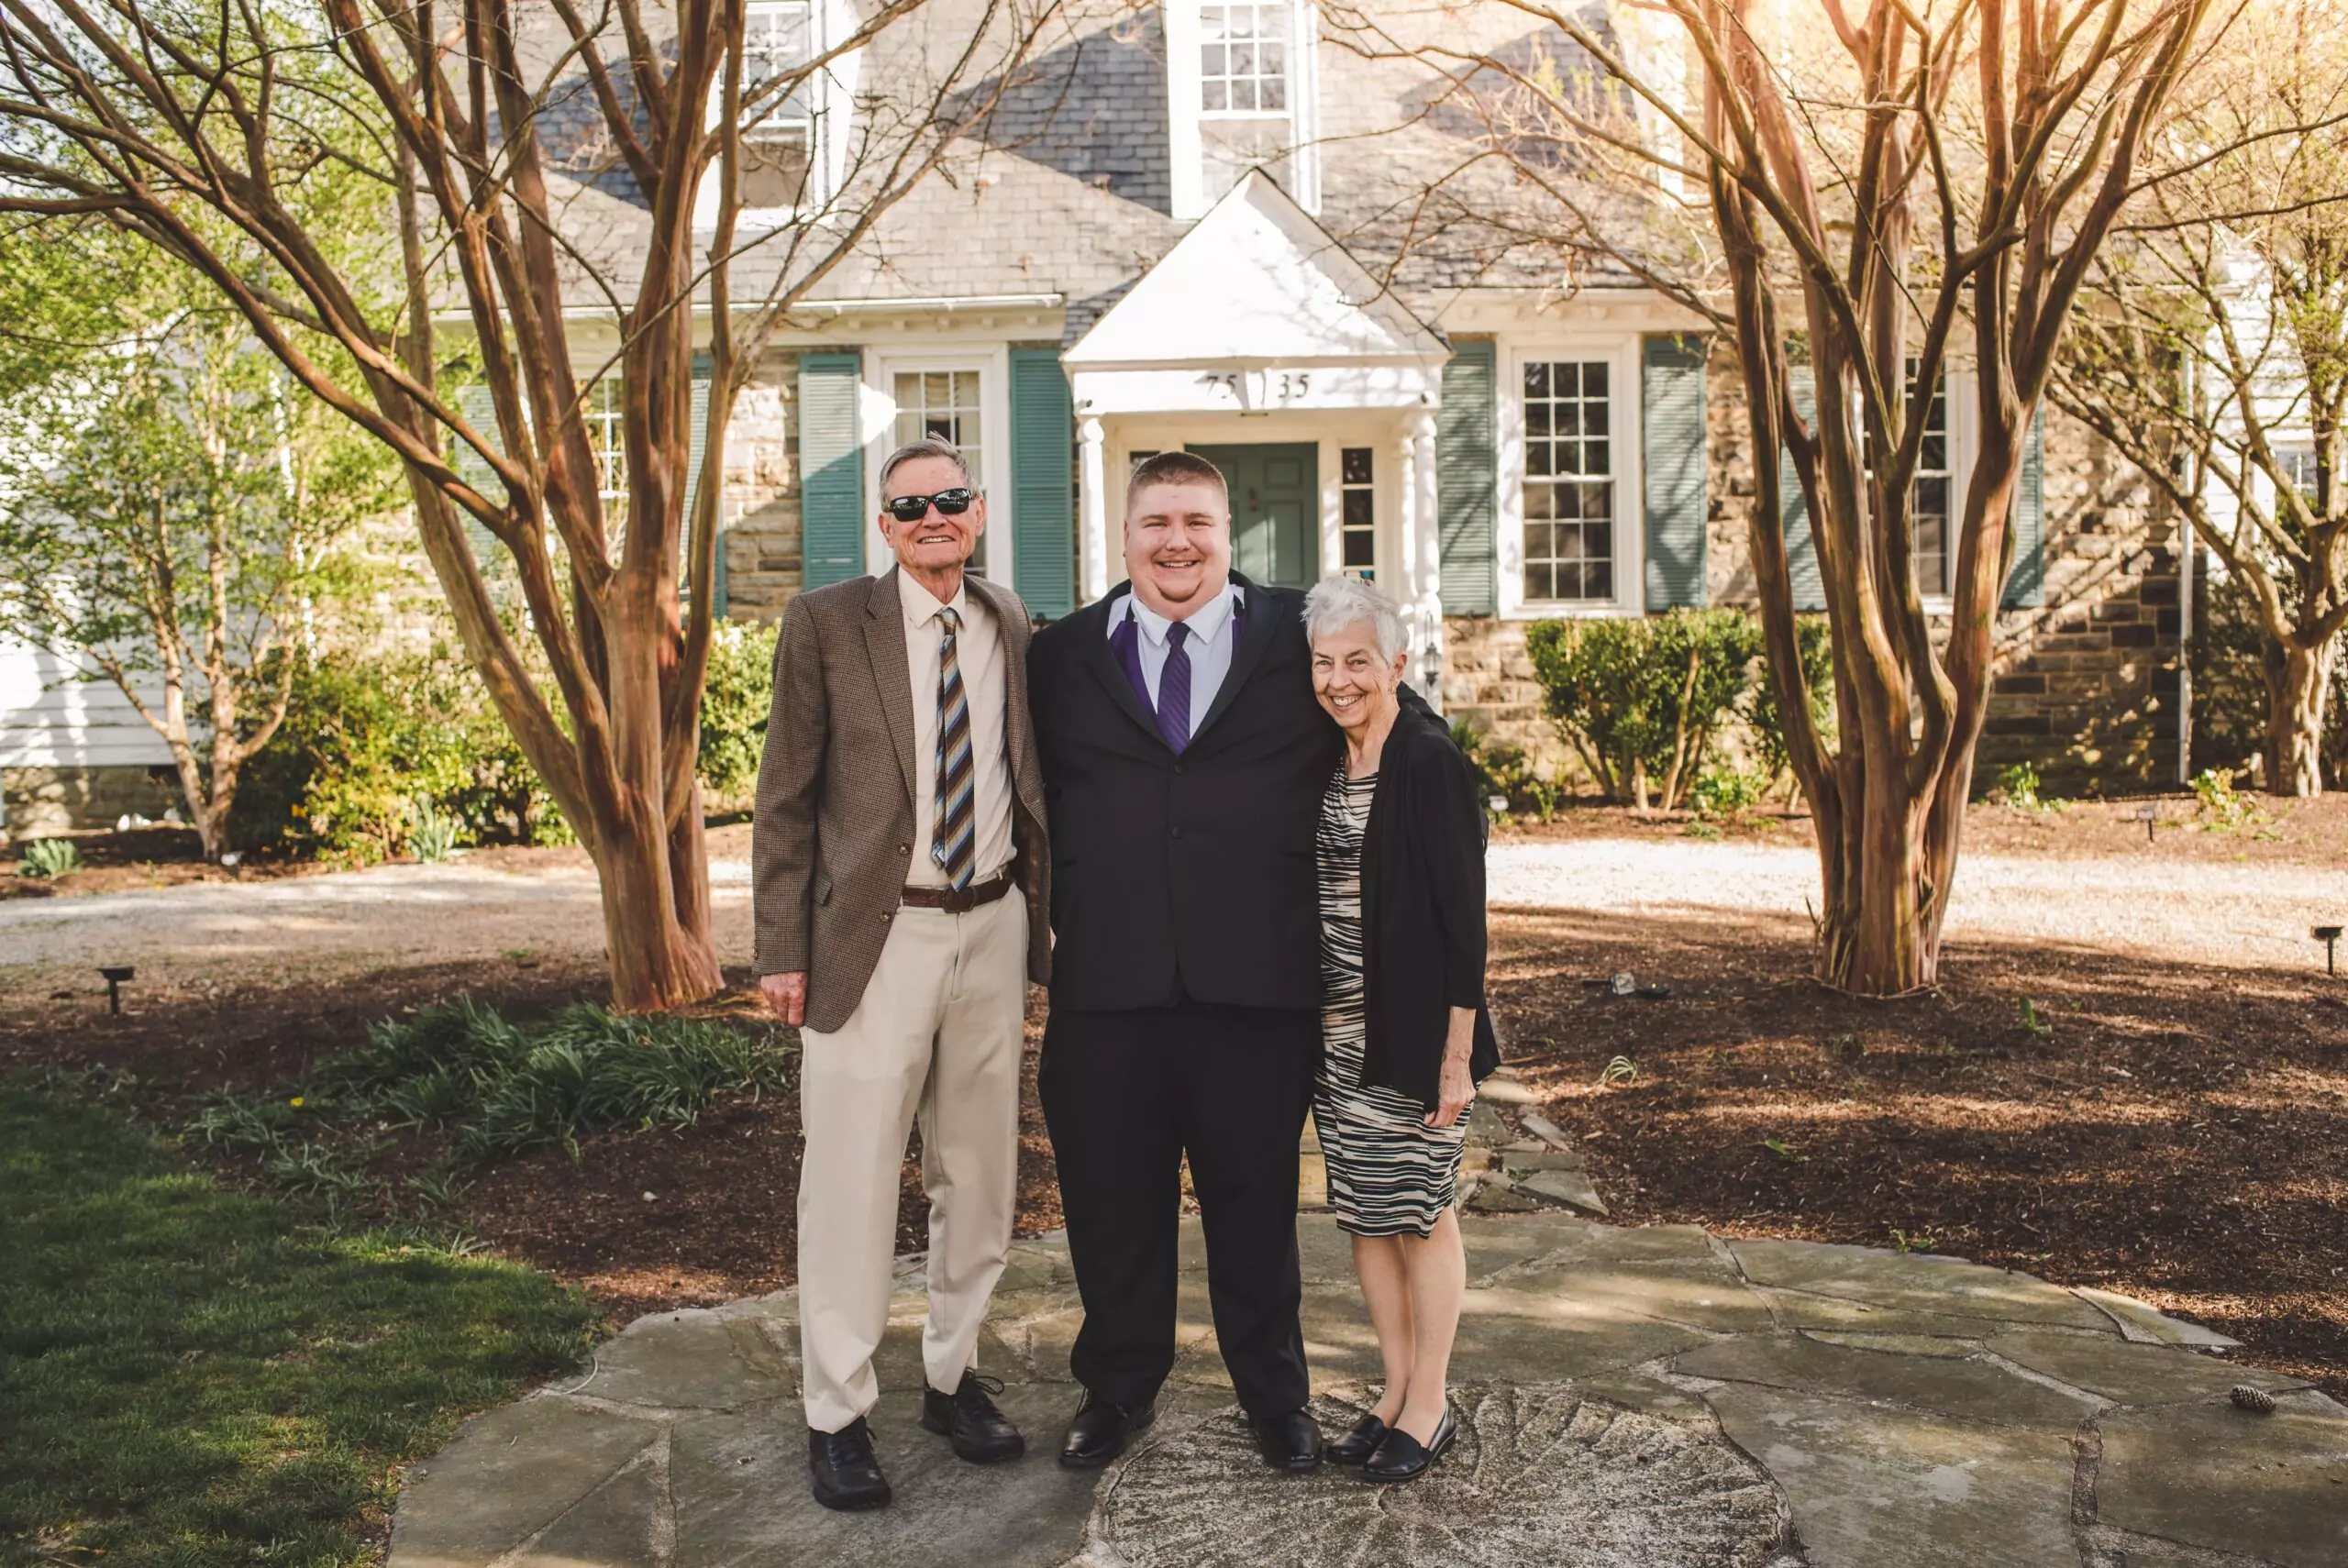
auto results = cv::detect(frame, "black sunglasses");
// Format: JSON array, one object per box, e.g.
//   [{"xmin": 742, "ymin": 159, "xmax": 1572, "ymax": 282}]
[{"xmin": 883, "ymin": 487, "xmax": 976, "ymax": 523}]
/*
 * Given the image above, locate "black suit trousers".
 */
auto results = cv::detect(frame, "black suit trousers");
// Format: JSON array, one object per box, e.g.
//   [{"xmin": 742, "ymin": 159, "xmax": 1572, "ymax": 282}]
[{"xmin": 1038, "ymin": 1001, "xmax": 1317, "ymax": 1418}]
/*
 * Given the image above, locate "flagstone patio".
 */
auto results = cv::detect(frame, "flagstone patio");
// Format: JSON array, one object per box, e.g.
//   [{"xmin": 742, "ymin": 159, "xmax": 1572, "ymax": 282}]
[{"xmin": 388, "ymin": 1212, "xmax": 2347, "ymax": 1568}]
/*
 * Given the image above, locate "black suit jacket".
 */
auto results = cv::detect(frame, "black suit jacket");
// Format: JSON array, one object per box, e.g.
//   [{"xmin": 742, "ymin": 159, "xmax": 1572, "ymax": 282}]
[
  {"xmin": 1028, "ymin": 574, "xmax": 1338, "ymax": 1012},
  {"xmin": 1358, "ymin": 687, "xmax": 1502, "ymax": 1107}
]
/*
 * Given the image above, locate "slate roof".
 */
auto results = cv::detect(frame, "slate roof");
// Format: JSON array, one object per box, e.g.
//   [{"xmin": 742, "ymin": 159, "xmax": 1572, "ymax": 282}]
[{"xmin": 521, "ymin": 0, "xmax": 1653, "ymax": 331}]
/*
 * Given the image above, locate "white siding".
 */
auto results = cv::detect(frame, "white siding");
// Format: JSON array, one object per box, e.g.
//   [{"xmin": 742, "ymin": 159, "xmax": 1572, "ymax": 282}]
[{"xmin": 0, "ymin": 637, "xmax": 174, "ymax": 767}]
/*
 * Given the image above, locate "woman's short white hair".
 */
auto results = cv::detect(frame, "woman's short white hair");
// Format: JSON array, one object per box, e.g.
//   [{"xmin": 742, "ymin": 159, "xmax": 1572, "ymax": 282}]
[{"xmin": 1301, "ymin": 574, "xmax": 1409, "ymax": 665}]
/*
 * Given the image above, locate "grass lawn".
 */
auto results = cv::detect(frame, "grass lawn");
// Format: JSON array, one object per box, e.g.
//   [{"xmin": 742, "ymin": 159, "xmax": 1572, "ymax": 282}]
[{"xmin": 0, "ymin": 1080, "xmax": 596, "ymax": 1568}]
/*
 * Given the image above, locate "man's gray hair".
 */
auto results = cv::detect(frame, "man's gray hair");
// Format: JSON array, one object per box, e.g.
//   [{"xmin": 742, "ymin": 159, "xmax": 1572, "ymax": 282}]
[
  {"xmin": 877, "ymin": 434, "xmax": 974, "ymax": 496},
  {"xmin": 1302, "ymin": 574, "xmax": 1409, "ymax": 665}
]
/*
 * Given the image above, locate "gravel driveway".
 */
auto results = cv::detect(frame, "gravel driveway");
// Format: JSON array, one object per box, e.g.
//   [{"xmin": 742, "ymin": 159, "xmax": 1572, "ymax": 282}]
[{"xmin": 3, "ymin": 828, "xmax": 2332, "ymax": 992}]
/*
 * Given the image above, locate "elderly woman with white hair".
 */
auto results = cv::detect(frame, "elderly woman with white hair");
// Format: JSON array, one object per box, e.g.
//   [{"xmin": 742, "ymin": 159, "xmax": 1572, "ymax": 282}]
[{"xmin": 1301, "ymin": 574, "xmax": 1500, "ymax": 1484}]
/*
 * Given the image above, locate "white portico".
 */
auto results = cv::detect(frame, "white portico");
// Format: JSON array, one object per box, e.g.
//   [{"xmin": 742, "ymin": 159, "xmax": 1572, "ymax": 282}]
[{"xmin": 1062, "ymin": 171, "xmax": 1456, "ymax": 693}]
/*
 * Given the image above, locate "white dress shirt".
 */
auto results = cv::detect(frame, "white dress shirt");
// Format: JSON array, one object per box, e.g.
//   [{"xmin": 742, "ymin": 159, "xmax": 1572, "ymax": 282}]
[
  {"xmin": 901, "ymin": 570, "xmax": 1014, "ymax": 887},
  {"xmin": 1104, "ymin": 582, "xmax": 1246, "ymax": 722}
]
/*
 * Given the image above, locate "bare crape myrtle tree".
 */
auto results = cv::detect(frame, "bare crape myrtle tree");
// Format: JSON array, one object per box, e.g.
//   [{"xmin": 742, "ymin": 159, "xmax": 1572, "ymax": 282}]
[
  {"xmin": 0, "ymin": 0, "xmax": 1069, "ymax": 1008},
  {"xmin": 1334, "ymin": 0, "xmax": 2210, "ymax": 994},
  {"xmin": 2054, "ymin": 0, "xmax": 2348, "ymax": 797}
]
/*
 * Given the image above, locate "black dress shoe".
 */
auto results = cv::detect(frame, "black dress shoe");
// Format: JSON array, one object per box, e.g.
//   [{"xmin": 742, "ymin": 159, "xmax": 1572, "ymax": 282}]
[
  {"xmin": 1325, "ymin": 1411, "xmax": 1390, "ymax": 1465},
  {"xmin": 1365, "ymin": 1408, "xmax": 1457, "ymax": 1483},
  {"xmin": 1250, "ymin": 1408, "xmax": 1324, "ymax": 1472},
  {"xmin": 1058, "ymin": 1390, "xmax": 1155, "ymax": 1469},
  {"xmin": 921, "ymin": 1370, "xmax": 1025, "ymax": 1463},
  {"xmin": 807, "ymin": 1418, "xmax": 892, "ymax": 1510}
]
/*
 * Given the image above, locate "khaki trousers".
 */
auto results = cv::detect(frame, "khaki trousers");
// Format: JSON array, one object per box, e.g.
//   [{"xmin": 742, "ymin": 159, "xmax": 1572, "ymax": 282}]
[{"xmin": 795, "ymin": 890, "xmax": 1027, "ymax": 1433}]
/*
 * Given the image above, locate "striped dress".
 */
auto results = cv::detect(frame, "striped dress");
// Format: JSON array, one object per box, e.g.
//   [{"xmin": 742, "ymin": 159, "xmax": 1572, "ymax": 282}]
[{"xmin": 1313, "ymin": 764, "xmax": 1468, "ymax": 1238}]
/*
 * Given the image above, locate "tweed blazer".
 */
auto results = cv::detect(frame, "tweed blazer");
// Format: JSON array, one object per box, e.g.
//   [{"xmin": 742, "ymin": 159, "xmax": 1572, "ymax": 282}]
[{"xmin": 752, "ymin": 568, "xmax": 1051, "ymax": 1033}]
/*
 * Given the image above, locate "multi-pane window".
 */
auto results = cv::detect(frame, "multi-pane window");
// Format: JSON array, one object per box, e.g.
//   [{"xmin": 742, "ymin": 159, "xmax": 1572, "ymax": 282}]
[
  {"xmin": 2279, "ymin": 446, "xmax": 2323, "ymax": 504},
  {"xmin": 1522, "ymin": 359, "xmax": 1614, "ymax": 602},
  {"xmin": 1201, "ymin": 5, "xmax": 1288, "ymax": 113},
  {"xmin": 1911, "ymin": 372, "xmax": 1952, "ymax": 594},
  {"xmin": 740, "ymin": 1, "xmax": 815, "ymax": 209},
  {"xmin": 584, "ymin": 378, "xmax": 627, "ymax": 528},
  {"xmin": 1340, "ymin": 447, "xmax": 1374, "ymax": 573}
]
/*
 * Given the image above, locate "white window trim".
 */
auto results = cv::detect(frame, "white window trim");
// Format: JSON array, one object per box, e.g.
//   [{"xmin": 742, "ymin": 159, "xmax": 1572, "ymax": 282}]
[
  {"xmin": 696, "ymin": 0, "xmax": 860, "ymax": 229},
  {"xmin": 1497, "ymin": 337, "xmax": 1645, "ymax": 621},
  {"xmin": 1167, "ymin": 0, "xmax": 1321, "ymax": 220},
  {"xmin": 1922, "ymin": 364, "xmax": 1975, "ymax": 613},
  {"xmin": 861, "ymin": 345, "xmax": 1014, "ymax": 586}
]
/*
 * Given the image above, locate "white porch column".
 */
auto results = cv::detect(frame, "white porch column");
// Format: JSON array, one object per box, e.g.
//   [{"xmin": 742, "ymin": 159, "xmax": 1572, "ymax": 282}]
[
  {"xmin": 1411, "ymin": 412, "xmax": 1445, "ymax": 711},
  {"xmin": 1079, "ymin": 416, "xmax": 1109, "ymax": 602}
]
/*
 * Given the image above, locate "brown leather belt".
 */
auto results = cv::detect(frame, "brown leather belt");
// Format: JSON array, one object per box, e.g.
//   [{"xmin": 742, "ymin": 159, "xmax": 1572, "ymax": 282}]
[{"xmin": 900, "ymin": 868, "xmax": 1016, "ymax": 914}]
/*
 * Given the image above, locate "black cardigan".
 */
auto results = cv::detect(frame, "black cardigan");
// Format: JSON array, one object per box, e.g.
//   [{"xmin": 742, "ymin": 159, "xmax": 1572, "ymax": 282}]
[{"xmin": 1354, "ymin": 688, "xmax": 1502, "ymax": 1109}]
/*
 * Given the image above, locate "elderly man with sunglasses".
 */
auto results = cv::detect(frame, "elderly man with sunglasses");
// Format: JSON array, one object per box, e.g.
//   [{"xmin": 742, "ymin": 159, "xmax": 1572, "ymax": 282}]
[{"xmin": 753, "ymin": 435, "xmax": 1052, "ymax": 1511}]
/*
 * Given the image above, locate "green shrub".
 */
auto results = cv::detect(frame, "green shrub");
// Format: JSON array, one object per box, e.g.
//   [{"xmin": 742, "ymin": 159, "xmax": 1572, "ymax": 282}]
[
  {"xmin": 699, "ymin": 619, "xmax": 779, "ymax": 807},
  {"xmin": 2191, "ymin": 766, "xmax": 2259, "ymax": 831},
  {"xmin": 232, "ymin": 652, "xmax": 571, "ymax": 864},
  {"xmin": 1450, "ymin": 721, "xmax": 1565, "ymax": 821},
  {"xmin": 1526, "ymin": 608, "xmax": 1763, "ymax": 812},
  {"xmin": 1993, "ymin": 761, "xmax": 2044, "ymax": 812},
  {"xmin": 16, "ymin": 837, "xmax": 83, "ymax": 878},
  {"xmin": 1690, "ymin": 766, "xmax": 1768, "ymax": 819},
  {"xmin": 1744, "ymin": 613, "xmax": 1836, "ymax": 795}
]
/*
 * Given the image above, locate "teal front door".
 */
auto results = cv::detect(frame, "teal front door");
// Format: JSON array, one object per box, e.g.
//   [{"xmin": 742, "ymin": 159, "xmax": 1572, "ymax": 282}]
[{"xmin": 1188, "ymin": 442, "xmax": 1317, "ymax": 589}]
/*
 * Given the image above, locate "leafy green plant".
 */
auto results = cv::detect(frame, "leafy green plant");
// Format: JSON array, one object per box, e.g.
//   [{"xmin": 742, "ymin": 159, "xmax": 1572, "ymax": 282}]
[
  {"xmin": 1527, "ymin": 608, "xmax": 1764, "ymax": 812},
  {"xmin": 409, "ymin": 797, "xmax": 460, "ymax": 863},
  {"xmin": 1744, "ymin": 613, "xmax": 1836, "ymax": 801},
  {"xmin": 1889, "ymin": 1228, "xmax": 1939, "ymax": 1255},
  {"xmin": 699, "ymin": 618, "xmax": 781, "ymax": 808},
  {"xmin": 2191, "ymin": 767, "xmax": 2260, "ymax": 832},
  {"xmin": 15, "ymin": 837, "xmax": 83, "ymax": 878},
  {"xmin": 2019, "ymin": 996, "xmax": 2053, "ymax": 1037},
  {"xmin": 1691, "ymin": 767, "xmax": 1768, "ymax": 820},
  {"xmin": 1450, "ymin": 721, "xmax": 1565, "ymax": 821},
  {"xmin": 1997, "ymin": 761, "xmax": 2044, "ymax": 812},
  {"xmin": 1596, "ymin": 1055, "xmax": 1640, "ymax": 1088}
]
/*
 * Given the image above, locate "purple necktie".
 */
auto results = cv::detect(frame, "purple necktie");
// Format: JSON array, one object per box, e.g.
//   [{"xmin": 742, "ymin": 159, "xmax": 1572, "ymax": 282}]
[{"xmin": 1157, "ymin": 622, "xmax": 1191, "ymax": 752}]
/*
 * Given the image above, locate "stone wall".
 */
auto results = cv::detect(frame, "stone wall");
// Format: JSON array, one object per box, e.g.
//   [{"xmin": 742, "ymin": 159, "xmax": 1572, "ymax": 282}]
[
  {"xmin": 1444, "ymin": 341, "xmax": 2187, "ymax": 797},
  {"xmin": 3, "ymin": 765, "xmax": 177, "ymax": 839},
  {"xmin": 718, "ymin": 356, "xmax": 805, "ymax": 623}
]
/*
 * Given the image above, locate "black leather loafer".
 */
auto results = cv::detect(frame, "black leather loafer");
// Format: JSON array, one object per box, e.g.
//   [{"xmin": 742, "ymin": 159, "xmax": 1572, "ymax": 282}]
[
  {"xmin": 1250, "ymin": 1408, "xmax": 1324, "ymax": 1472},
  {"xmin": 1325, "ymin": 1411, "xmax": 1390, "ymax": 1465},
  {"xmin": 1365, "ymin": 1408, "xmax": 1457, "ymax": 1483},
  {"xmin": 921, "ymin": 1370, "xmax": 1025, "ymax": 1463},
  {"xmin": 1058, "ymin": 1391, "xmax": 1155, "ymax": 1469},
  {"xmin": 807, "ymin": 1418, "xmax": 892, "ymax": 1510}
]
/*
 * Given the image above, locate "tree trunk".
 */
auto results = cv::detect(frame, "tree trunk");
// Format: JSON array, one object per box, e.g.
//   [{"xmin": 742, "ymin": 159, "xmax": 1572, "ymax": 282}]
[
  {"xmin": 2263, "ymin": 639, "xmax": 2333, "ymax": 798},
  {"xmin": 592, "ymin": 808, "xmax": 723, "ymax": 1011}
]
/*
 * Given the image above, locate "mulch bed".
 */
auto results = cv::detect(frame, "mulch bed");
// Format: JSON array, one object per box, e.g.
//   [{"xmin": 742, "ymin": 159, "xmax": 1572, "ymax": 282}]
[
  {"xmin": 6, "ymin": 808, "xmax": 2343, "ymax": 1395},
  {"xmin": 1486, "ymin": 906, "xmax": 2348, "ymax": 1399},
  {"xmin": 2, "ymin": 825, "xmax": 328, "ymax": 900}
]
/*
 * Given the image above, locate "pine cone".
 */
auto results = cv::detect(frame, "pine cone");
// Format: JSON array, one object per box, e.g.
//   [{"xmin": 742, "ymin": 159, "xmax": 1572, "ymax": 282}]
[{"xmin": 2230, "ymin": 1385, "xmax": 2276, "ymax": 1414}]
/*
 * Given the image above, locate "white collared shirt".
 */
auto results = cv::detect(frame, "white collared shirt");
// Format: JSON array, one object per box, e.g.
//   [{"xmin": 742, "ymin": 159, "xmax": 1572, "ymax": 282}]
[
  {"xmin": 900, "ymin": 569, "xmax": 1013, "ymax": 887},
  {"xmin": 1104, "ymin": 581, "xmax": 1246, "ymax": 722}
]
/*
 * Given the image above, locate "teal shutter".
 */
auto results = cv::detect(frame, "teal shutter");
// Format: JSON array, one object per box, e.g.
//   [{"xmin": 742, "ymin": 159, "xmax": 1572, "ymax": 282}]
[
  {"xmin": 2003, "ymin": 409, "xmax": 2046, "ymax": 609},
  {"xmin": 1642, "ymin": 335, "xmax": 1708, "ymax": 610},
  {"xmin": 798, "ymin": 350, "xmax": 865, "ymax": 589},
  {"xmin": 1437, "ymin": 339, "xmax": 1497, "ymax": 615},
  {"xmin": 1780, "ymin": 365, "xmax": 1825, "ymax": 612},
  {"xmin": 1008, "ymin": 347, "xmax": 1075, "ymax": 619}
]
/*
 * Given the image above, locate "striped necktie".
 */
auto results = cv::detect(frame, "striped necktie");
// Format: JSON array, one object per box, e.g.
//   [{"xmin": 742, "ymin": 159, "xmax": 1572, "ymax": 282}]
[{"xmin": 931, "ymin": 606, "xmax": 976, "ymax": 890}]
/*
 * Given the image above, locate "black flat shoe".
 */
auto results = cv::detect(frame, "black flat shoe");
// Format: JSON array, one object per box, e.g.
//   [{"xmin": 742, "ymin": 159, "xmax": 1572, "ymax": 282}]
[
  {"xmin": 1250, "ymin": 1408, "xmax": 1324, "ymax": 1472},
  {"xmin": 1325, "ymin": 1412, "xmax": 1390, "ymax": 1465},
  {"xmin": 921, "ymin": 1370, "xmax": 1025, "ymax": 1463},
  {"xmin": 807, "ymin": 1417, "xmax": 892, "ymax": 1510},
  {"xmin": 1365, "ymin": 1408, "xmax": 1456, "ymax": 1483},
  {"xmin": 1058, "ymin": 1391, "xmax": 1155, "ymax": 1469}
]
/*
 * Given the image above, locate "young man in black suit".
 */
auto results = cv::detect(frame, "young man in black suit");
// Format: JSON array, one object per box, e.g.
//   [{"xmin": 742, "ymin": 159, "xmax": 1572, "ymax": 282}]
[{"xmin": 1025, "ymin": 450, "xmax": 1338, "ymax": 1473}]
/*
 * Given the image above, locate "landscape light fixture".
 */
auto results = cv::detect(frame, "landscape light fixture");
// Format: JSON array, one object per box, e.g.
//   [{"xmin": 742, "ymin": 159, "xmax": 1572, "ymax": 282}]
[
  {"xmin": 97, "ymin": 965, "xmax": 135, "ymax": 1015},
  {"xmin": 2133, "ymin": 801, "xmax": 2159, "ymax": 844},
  {"xmin": 2315, "ymin": 926, "xmax": 2343, "ymax": 977}
]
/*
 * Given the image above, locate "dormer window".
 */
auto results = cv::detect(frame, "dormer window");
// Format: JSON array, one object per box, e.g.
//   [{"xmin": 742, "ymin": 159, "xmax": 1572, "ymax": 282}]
[
  {"xmin": 700, "ymin": 0, "xmax": 858, "ymax": 226},
  {"xmin": 1167, "ymin": 0, "xmax": 1320, "ymax": 219}
]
